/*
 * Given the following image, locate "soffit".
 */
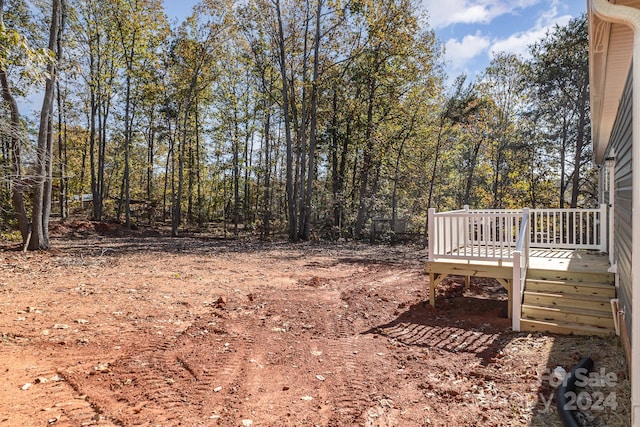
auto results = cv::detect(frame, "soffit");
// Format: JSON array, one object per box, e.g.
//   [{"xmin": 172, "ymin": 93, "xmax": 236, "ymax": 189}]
[{"xmin": 589, "ymin": 0, "xmax": 640, "ymax": 163}]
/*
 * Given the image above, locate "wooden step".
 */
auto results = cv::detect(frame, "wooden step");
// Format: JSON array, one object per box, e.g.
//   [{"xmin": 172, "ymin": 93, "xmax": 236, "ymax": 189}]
[
  {"xmin": 523, "ymin": 291, "xmax": 612, "ymax": 311},
  {"xmin": 525, "ymin": 279, "xmax": 616, "ymax": 298},
  {"xmin": 520, "ymin": 318, "xmax": 614, "ymax": 336},
  {"xmin": 521, "ymin": 304, "xmax": 614, "ymax": 329},
  {"xmin": 521, "ymin": 265, "xmax": 615, "ymax": 336},
  {"xmin": 527, "ymin": 268, "xmax": 614, "ymax": 285}
]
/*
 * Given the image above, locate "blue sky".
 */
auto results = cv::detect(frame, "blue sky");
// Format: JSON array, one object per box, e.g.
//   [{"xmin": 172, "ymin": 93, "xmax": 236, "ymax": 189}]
[
  {"xmin": 163, "ymin": 0, "xmax": 197, "ymax": 24},
  {"xmin": 166, "ymin": 0, "xmax": 587, "ymax": 81},
  {"xmin": 425, "ymin": 0, "xmax": 587, "ymax": 80}
]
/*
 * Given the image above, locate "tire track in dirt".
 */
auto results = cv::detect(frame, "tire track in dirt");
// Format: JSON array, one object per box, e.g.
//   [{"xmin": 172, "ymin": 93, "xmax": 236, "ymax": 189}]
[
  {"xmin": 322, "ymin": 335, "xmax": 374, "ymax": 426},
  {"xmin": 62, "ymin": 334, "xmax": 189, "ymax": 425},
  {"xmin": 0, "ymin": 345, "xmax": 119, "ymax": 427},
  {"xmin": 65, "ymin": 310, "xmax": 258, "ymax": 425},
  {"xmin": 171, "ymin": 312, "xmax": 256, "ymax": 423},
  {"xmin": 292, "ymin": 271, "xmax": 380, "ymax": 426},
  {"xmin": 54, "ymin": 291, "xmax": 270, "ymax": 425},
  {"xmin": 208, "ymin": 291, "xmax": 318, "ymax": 425},
  {"xmin": 33, "ymin": 371, "xmax": 106, "ymax": 426},
  {"xmin": 319, "ymin": 268, "xmax": 421, "ymax": 426}
]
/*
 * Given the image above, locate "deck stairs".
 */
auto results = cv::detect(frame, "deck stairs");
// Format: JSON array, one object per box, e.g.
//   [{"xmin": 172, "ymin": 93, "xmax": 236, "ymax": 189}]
[{"xmin": 519, "ymin": 268, "xmax": 616, "ymax": 336}]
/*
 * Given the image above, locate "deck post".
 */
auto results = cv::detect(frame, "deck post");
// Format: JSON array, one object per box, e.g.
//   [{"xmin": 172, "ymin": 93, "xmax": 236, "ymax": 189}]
[
  {"xmin": 599, "ymin": 203, "xmax": 607, "ymax": 252},
  {"xmin": 427, "ymin": 208, "xmax": 435, "ymax": 260},
  {"xmin": 429, "ymin": 273, "xmax": 435, "ymax": 307},
  {"xmin": 512, "ymin": 251, "xmax": 522, "ymax": 332}
]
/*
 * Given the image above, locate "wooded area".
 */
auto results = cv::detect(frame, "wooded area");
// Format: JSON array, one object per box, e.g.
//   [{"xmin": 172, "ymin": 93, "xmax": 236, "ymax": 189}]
[{"xmin": 0, "ymin": 0, "xmax": 592, "ymax": 248}]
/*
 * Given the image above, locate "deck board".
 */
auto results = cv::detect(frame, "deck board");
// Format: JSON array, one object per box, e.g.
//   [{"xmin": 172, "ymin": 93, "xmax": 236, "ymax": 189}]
[
  {"xmin": 427, "ymin": 249, "xmax": 610, "ymax": 274},
  {"xmin": 528, "ymin": 249, "xmax": 610, "ymax": 274},
  {"xmin": 425, "ymin": 249, "xmax": 612, "ymax": 316}
]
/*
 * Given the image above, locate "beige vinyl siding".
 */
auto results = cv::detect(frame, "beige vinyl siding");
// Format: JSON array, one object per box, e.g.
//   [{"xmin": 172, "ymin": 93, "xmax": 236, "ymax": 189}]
[{"xmin": 608, "ymin": 66, "xmax": 633, "ymax": 341}]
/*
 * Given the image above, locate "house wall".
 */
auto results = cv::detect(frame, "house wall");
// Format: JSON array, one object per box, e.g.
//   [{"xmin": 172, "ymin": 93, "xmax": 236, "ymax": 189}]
[{"xmin": 607, "ymin": 66, "xmax": 633, "ymax": 355}]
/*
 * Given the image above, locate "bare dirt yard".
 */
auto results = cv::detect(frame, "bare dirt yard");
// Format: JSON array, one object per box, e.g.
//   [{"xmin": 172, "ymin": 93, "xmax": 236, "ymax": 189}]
[{"xmin": 0, "ymin": 221, "xmax": 631, "ymax": 426}]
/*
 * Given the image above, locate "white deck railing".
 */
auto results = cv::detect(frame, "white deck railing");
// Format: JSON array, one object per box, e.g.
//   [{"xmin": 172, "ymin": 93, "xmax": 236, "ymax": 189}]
[
  {"xmin": 427, "ymin": 204, "xmax": 607, "ymax": 262},
  {"xmin": 426, "ymin": 205, "xmax": 607, "ymax": 332},
  {"xmin": 529, "ymin": 205, "xmax": 607, "ymax": 250},
  {"xmin": 512, "ymin": 209, "xmax": 530, "ymax": 332},
  {"xmin": 427, "ymin": 206, "xmax": 525, "ymax": 262}
]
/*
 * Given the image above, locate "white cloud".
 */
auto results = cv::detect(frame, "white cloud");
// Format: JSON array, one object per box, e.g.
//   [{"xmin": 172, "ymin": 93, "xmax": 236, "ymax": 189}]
[
  {"xmin": 489, "ymin": 12, "xmax": 573, "ymax": 59},
  {"xmin": 423, "ymin": 0, "xmax": 541, "ymax": 29},
  {"xmin": 424, "ymin": 0, "xmax": 583, "ymax": 79},
  {"xmin": 444, "ymin": 33, "xmax": 491, "ymax": 70}
]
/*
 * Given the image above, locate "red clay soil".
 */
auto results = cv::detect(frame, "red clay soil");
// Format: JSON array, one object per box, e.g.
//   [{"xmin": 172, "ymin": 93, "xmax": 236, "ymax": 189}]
[{"xmin": 0, "ymin": 221, "xmax": 630, "ymax": 426}]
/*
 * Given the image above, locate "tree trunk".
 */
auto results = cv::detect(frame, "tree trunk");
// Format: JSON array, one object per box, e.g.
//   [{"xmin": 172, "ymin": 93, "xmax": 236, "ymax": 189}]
[
  {"xmin": 232, "ymin": 107, "xmax": 240, "ymax": 235},
  {"xmin": 296, "ymin": 1, "xmax": 311, "ymax": 240},
  {"xmin": 172, "ymin": 75, "xmax": 197, "ymax": 237},
  {"xmin": 30, "ymin": 0, "xmax": 63, "ymax": 250},
  {"xmin": 462, "ymin": 139, "xmax": 484, "ymax": 206},
  {"xmin": 0, "ymin": 0, "xmax": 29, "ymax": 243},
  {"xmin": 56, "ymin": 79, "xmax": 66, "ymax": 219},
  {"xmin": 262, "ymin": 111, "xmax": 271, "ymax": 238},
  {"xmin": 163, "ymin": 119, "xmax": 174, "ymax": 221},
  {"xmin": 301, "ymin": 0, "xmax": 323, "ymax": 241},
  {"xmin": 147, "ymin": 108, "xmax": 155, "ymax": 203},
  {"xmin": 330, "ymin": 90, "xmax": 340, "ymax": 230},
  {"xmin": 354, "ymin": 74, "xmax": 377, "ymax": 239},
  {"xmin": 89, "ymin": 74, "xmax": 99, "ymax": 218},
  {"xmin": 195, "ymin": 100, "xmax": 204, "ymax": 226},
  {"xmin": 570, "ymin": 83, "xmax": 589, "ymax": 208},
  {"xmin": 275, "ymin": 0, "xmax": 297, "ymax": 241},
  {"xmin": 559, "ymin": 113, "xmax": 568, "ymax": 208}
]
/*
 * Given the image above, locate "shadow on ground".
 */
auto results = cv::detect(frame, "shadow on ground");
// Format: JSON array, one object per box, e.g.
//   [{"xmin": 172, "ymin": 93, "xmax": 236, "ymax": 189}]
[{"xmin": 365, "ymin": 277, "xmax": 513, "ymax": 365}]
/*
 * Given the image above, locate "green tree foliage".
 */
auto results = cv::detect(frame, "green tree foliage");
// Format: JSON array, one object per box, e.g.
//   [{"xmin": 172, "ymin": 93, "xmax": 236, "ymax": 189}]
[
  {"xmin": 525, "ymin": 14, "xmax": 592, "ymax": 208},
  {"xmin": 0, "ymin": 2, "xmax": 595, "ymax": 248}
]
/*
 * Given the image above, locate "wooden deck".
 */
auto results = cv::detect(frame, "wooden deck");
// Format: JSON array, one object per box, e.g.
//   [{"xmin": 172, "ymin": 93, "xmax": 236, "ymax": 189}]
[
  {"xmin": 527, "ymin": 249, "xmax": 610, "ymax": 273},
  {"xmin": 426, "ymin": 249, "xmax": 612, "ymax": 320},
  {"xmin": 426, "ymin": 207, "xmax": 613, "ymax": 334}
]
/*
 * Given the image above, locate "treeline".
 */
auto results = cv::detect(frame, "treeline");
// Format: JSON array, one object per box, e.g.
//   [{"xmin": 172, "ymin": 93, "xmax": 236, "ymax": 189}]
[{"xmin": 0, "ymin": 0, "xmax": 592, "ymax": 248}]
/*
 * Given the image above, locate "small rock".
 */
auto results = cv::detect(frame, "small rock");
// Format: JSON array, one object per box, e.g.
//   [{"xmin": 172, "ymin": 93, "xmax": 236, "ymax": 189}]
[
  {"xmin": 76, "ymin": 319, "xmax": 89, "ymax": 324},
  {"xmin": 94, "ymin": 363, "xmax": 109, "ymax": 372},
  {"xmin": 21, "ymin": 383, "xmax": 32, "ymax": 390},
  {"xmin": 301, "ymin": 396, "xmax": 313, "ymax": 401},
  {"xmin": 310, "ymin": 350, "xmax": 322, "ymax": 356},
  {"xmin": 316, "ymin": 375, "xmax": 325, "ymax": 381},
  {"xmin": 380, "ymin": 398, "xmax": 394, "ymax": 408},
  {"xmin": 53, "ymin": 324, "xmax": 69, "ymax": 330},
  {"xmin": 242, "ymin": 420, "xmax": 253, "ymax": 426},
  {"xmin": 34, "ymin": 377, "xmax": 48, "ymax": 384},
  {"xmin": 214, "ymin": 386, "xmax": 222, "ymax": 392}
]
